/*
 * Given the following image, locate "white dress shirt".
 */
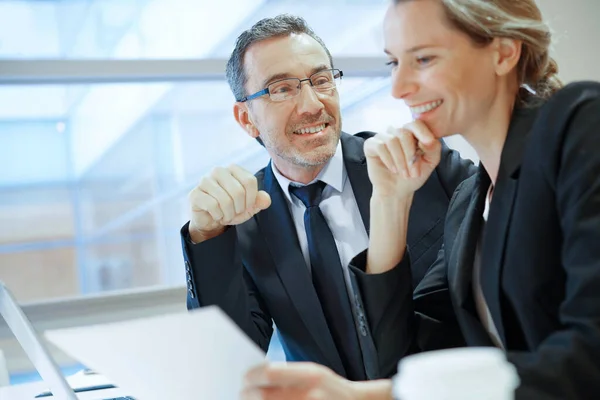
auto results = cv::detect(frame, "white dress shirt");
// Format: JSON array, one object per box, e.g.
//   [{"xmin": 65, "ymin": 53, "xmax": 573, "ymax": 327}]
[
  {"xmin": 271, "ymin": 142, "xmax": 369, "ymax": 303},
  {"xmin": 473, "ymin": 184, "xmax": 505, "ymax": 349}
]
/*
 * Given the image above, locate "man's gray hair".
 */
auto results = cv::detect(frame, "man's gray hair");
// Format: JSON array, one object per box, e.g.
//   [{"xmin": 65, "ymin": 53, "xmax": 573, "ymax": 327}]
[{"xmin": 225, "ymin": 14, "xmax": 334, "ymax": 102}]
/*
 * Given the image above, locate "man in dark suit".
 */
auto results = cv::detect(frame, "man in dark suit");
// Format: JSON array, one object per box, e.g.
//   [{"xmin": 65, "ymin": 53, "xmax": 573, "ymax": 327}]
[{"xmin": 181, "ymin": 14, "xmax": 474, "ymax": 381}]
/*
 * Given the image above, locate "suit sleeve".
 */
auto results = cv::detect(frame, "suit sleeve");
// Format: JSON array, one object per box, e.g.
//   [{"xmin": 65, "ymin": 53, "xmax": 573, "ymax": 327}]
[
  {"xmin": 181, "ymin": 223, "xmax": 273, "ymax": 351},
  {"xmin": 507, "ymin": 92, "xmax": 600, "ymax": 399},
  {"xmin": 348, "ymin": 176, "xmax": 473, "ymax": 377},
  {"xmin": 349, "ymin": 244, "xmax": 464, "ymax": 378},
  {"xmin": 349, "ymin": 250, "xmax": 416, "ymax": 378}
]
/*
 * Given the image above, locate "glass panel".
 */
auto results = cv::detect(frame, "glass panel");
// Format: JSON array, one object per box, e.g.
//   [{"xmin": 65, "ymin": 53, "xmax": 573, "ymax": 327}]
[
  {"xmin": 0, "ymin": 247, "xmax": 78, "ymax": 302},
  {"xmin": 0, "ymin": 120, "xmax": 70, "ymax": 186},
  {"xmin": 0, "ymin": 0, "xmax": 388, "ymax": 59}
]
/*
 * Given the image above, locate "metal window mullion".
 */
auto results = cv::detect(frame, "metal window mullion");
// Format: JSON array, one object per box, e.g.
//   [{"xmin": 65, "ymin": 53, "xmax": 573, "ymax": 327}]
[{"xmin": 0, "ymin": 57, "xmax": 390, "ymax": 85}]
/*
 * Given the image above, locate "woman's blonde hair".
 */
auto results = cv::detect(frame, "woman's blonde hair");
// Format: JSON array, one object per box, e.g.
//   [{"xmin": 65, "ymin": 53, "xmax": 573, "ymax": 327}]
[{"xmin": 394, "ymin": 0, "xmax": 563, "ymax": 106}]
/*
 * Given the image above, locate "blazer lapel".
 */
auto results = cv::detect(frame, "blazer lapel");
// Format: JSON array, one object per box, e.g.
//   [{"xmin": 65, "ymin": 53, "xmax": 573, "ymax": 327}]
[
  {"xmin": 479, "ymin": 106, "xmax": 540, "ymax": 347},
  {"xmin": 341, "ymin": 133, "xmax": 372, "ymax": 233},
  {"xmin": 444, "ymin": 169, "xmax": 500, "ymax": 346},
  {"xmin": 448, "ymin": 167, "xmax": 489, "ymax": 312},
  {"xmin": 258, "ymin": 164, "xmax": 345, "ymax": 375}
]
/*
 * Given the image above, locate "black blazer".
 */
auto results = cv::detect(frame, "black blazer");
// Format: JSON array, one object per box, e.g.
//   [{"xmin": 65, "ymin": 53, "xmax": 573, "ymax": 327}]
[
  {"xmin": 182, "ymin": 131, "xmax": 475, "ymax": 380},
  {"xmin": 354, "ymin": 81, "xmax": 600, "ymax": 398}
]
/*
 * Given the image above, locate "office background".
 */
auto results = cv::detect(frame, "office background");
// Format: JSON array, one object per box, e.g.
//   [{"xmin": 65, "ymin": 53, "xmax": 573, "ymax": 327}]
[{"xmin": 0, "ymin": 0, "xmax": 599, "ymax": 383}]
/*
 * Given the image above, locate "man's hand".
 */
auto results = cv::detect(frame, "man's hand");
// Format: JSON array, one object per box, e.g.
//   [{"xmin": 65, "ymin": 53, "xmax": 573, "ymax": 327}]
[
  {"xmin": 241, "ymin": 362, "xmax": 392, "ymax": 400},
  {"xmin": 364, "ymin": 120, "xmax": 441, "ymax": 199},
  {"xmin": 188, "ymin": 164, "xmax": 271, "ymax": 243}
]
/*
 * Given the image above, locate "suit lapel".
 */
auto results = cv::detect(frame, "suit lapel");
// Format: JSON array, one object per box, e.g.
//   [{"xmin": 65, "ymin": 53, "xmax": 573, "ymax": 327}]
[
  {"xmin": 341, "ymin": 133, "xmax": 372, "ymax": 233},
  {"xmin": 479, "ymin": 106, "xmax": 540, "ymax": 347},
  {"xmin": 448, "ymin": 167, "xmax": 489, "ymax": 312},
  {"xmin": 258, "ymin": 164, "xmax": 345, "ymax": 375},
  {"xmin": 444, "ymin": 169, "xmax": 500, "ymax": 346}
]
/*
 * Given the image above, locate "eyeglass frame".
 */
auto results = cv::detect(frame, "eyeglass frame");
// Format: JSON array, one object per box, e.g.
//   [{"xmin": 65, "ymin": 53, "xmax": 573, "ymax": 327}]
[{"xmin": 236, "ymin": 68, "xmax": 343, "ymax": 103}]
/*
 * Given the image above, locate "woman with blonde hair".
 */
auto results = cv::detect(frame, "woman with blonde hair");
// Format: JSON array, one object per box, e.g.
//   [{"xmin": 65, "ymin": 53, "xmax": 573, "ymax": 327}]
[{"xmin": 242, "ymin": 0, "xmax": 600, "ymax": 399}]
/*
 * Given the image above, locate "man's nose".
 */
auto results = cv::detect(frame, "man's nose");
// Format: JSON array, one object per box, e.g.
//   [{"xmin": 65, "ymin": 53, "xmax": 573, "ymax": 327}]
[{"xmin": 295, "ymin": 81, "xmax": 325, "ymax": 116}]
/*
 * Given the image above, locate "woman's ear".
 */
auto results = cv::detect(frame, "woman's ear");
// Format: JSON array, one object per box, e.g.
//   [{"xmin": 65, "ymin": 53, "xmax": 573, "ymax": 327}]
[{"xmin": 492, "ymin": 37, "xmax": 522, "ymax": 77}]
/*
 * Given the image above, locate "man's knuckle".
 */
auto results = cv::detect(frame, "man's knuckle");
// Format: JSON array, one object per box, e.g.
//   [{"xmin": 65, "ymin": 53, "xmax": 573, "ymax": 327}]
[
  {"xmin": 211, "ymin": 166, "xmax": 226, "ymax": 178},
  {"xmin": 206, "ymin": 196, "xmax": 219, "ymax": 209},
  {"xmin": 221, "ymin": 196, "xmax": 234, "ymax": 209},
  {"xmin": 198, "ymin": 176, "xmax": 212, "ymax": 188},
  {"xmin": 241, "ymin": 176, "xmax": 256, "ymax": 188}
]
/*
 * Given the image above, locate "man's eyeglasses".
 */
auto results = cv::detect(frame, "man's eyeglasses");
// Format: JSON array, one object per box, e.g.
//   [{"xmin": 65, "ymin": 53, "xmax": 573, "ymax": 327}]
[{"xmin": 237, "ymin": 69, "xmax": 343, "ymax": 103}]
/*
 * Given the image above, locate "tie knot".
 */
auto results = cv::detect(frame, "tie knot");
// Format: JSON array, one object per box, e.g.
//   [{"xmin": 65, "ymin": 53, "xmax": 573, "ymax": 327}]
[{"xmin": 289, "ymin": 181, "xmax": 327, "ymax": 208}]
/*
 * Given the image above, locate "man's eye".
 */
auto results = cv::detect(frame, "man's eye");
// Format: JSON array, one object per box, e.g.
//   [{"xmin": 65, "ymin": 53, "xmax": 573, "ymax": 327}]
[
  {"xmin": 271, "ymin": 84, "xmax": 294, "ymax": 94},
  {"xmin": 313, "ymin": 77, "xmax": 331, "ymax": 86}
]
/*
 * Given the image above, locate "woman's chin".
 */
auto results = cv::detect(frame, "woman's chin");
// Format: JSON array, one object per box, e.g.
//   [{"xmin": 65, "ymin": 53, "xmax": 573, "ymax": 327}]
[{"xmin": 424, "ymin": 123, "xmax": 450, "ymax": 140}]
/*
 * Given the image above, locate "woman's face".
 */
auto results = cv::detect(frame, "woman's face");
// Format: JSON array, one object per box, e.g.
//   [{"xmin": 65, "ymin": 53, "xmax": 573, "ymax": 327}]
[{"xmin": 383, "ymin": 0, "xmax": 505, "ymax": 138}]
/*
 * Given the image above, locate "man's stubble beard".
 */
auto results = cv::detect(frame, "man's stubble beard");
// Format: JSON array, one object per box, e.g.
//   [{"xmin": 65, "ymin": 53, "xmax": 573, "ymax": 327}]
[{"xmin": 263, "ymin": 122, "xmax": 341, "ymax": 168}]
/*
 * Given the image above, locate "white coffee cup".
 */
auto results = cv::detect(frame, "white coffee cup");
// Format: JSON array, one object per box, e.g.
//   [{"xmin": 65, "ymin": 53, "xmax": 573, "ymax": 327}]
[{"xmin": 392, "ymin": 347, "xmax": 520, "ymax": 400}]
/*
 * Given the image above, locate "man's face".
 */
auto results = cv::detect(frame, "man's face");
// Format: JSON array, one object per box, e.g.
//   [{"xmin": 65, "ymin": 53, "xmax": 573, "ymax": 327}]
[{"xmin": 236, "ymin": 33, "xmax": 342, "ymax": 173}]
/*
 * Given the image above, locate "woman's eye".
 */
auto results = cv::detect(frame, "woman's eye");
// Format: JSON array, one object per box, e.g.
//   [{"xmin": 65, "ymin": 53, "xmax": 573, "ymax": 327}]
[{"xmin": 416, "ymin": 56, "xmax": 435, "ymax": 65}]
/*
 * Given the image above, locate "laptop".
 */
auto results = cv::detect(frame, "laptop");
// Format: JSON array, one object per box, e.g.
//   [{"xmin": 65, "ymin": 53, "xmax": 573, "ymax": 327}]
[{"xmin": 0, "ymin": 280, "xmax": 133, "ymax": 399}]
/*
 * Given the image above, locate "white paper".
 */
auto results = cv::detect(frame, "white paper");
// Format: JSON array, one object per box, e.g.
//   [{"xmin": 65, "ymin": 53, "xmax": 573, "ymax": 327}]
[{"xmin": 44, "ymin": 306, "xmax": 266, "ymax": 400}]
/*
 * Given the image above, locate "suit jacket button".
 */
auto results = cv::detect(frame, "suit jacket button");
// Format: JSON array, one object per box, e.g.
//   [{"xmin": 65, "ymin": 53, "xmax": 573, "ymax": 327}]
[
  {"xmin": 188, "ymin": 289, "xmax": 195, "ymax": 299},
  {"xmin": 185, "ymin": 260, "xmax": 191, "ymax": 272}
]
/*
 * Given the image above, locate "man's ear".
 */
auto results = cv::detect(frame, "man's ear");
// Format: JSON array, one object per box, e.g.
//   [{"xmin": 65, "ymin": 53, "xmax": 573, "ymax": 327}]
[
  {"xmin": 492, "ymin": 37, "xmax": 522, "ymax": 77},
  {"xmin": 234, "ymin": 102, "xmax": 259, "ymax": 139}
]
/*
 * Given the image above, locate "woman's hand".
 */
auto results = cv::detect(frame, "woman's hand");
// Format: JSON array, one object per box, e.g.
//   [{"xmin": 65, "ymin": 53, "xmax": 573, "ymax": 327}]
[
  {"xmin": 241, "ymin": 362, "xmax": 392, "ymax": 400},
  {"xmin": 364, "ymin": 120, "xmax": 441, "ymax": 199}
]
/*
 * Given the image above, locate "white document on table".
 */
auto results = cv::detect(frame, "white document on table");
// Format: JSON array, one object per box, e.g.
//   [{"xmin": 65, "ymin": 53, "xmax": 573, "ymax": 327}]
[{"xmin": 44, "ymin": 306, "xmax": 266, "ymax": 400}]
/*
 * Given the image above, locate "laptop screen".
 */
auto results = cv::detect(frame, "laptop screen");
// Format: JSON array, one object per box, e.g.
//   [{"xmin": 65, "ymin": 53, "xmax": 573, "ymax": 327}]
[{"xmin": 0, "ymin": 281, "xmax": 77, "ymax": 399}]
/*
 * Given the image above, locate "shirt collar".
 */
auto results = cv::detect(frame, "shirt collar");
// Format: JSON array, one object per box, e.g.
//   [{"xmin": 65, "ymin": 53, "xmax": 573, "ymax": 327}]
[{"xmin": 271, "ymin": 141, "xmax": 345, "ymax": 203}]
